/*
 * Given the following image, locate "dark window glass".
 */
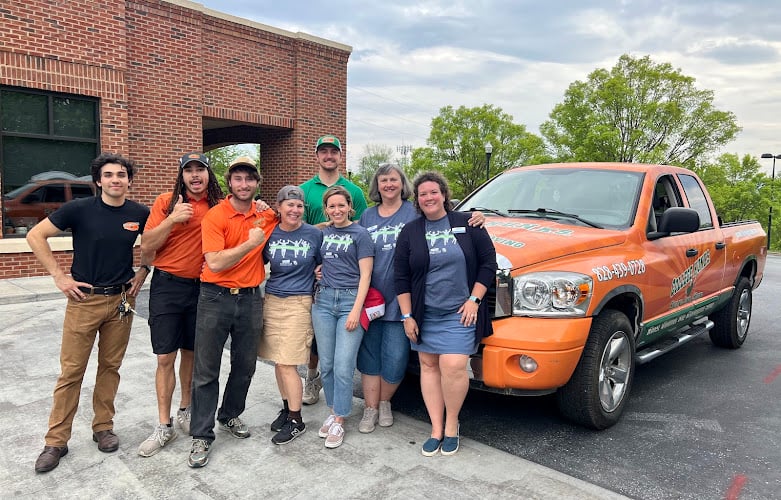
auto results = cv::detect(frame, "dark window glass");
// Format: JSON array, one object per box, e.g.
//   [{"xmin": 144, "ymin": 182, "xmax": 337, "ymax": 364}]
[
  {"xmin": 2, "ymin": 136, "xmax": 93, "ymax": 192},
  {"xmin": 71, "ymin": 184, "xmax": 95, "ymax": 199},
  {"xmin": 678, "ymin": 174, "xmax": 713, "ymax": 229},
  {"xmin": 54, "ymin": 97, "xmax": 97, "ymax": 138},
  {"xmin": 0, "ymin": 90, "xmax": 48, "ymax": 134}
]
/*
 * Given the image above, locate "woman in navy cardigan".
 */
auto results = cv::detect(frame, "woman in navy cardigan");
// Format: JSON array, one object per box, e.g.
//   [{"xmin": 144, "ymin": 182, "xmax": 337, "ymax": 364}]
[{"xmin": 394, "ymin": 171, "xmax": 496, "ymax": 457}]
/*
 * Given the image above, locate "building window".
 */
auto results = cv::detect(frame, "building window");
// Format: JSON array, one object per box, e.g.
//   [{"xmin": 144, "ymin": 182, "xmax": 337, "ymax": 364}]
[{"xmin": 1, "ymin": 87, "xmax": 99, "ymax": 236}]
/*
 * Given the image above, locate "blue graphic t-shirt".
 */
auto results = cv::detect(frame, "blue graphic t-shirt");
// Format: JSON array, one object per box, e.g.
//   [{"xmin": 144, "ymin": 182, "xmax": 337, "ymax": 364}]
[
  {"xmin": 424, "ymin": 215, "xmax": 469, "ymax": 311},
  {"xmin": 360, "ymin": 201, "xmax": 417, "ymax": 321},
  {"xmin": 263, "ymin": 223, "xmax": 323, "ymax": 297},
  {"xmin": 320, "ymin": 222, "xmax": 374, "ymax": 289}
]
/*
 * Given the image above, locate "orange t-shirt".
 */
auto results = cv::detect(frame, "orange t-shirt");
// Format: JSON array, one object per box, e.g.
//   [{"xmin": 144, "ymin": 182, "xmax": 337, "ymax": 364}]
[
  {"xmin": 145, "ymin": 192, "xmax": 211, "ymax": 279},
  {"xmin": 200, "ymin": 196, "xmax": 278, "ymax": 288}
]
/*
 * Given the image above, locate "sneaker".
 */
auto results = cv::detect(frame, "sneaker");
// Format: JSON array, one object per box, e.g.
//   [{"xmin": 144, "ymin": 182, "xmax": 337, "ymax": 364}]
[
  {"xmin": 302, "ymin": 373, "xmax": 323, "ymax": 405},
  {"xmin": 188, "ymin": 438, "xmax": 211, "ymax": 468},
  {"xmin": 324, "ymin": 422, "xmax": 344, "ymax": 449},
  {"xmin": 220, "ymin": 417, "xmax": 250, "ymax": 439},
  {"xmin": 378, "ymin": 400, "xmax": 393, "ymax": 427},
  {"xmin": 358, "ymin": 407, "xmax": 379, "ymax": 433},
  {"xmin": 318, "ymin": 414, "xmax": 336, "ymax": 438},
  {"xmin": 421, "ymin": 437, "xmax": 442, "ymax": 457},
  {"xmin": 270, "ymin": 408, "xmax": 289, "ymax": 432},
  {"xmin": 138, "ymin": 421, "xmax": 177, "ymax": 457},
  {"xmin": 176, "ymin": 407, "xmax": 191, "ymax": 435},
  {"xmin": 271, "ymin": 419, "xmax": 306, "ymax": 445}
]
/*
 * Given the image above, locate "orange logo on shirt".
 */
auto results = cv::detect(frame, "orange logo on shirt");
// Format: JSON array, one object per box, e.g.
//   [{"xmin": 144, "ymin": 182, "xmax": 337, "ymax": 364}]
[{"xmin": 123, "ymin": 222, "xmax": 140, "ymax": 231}]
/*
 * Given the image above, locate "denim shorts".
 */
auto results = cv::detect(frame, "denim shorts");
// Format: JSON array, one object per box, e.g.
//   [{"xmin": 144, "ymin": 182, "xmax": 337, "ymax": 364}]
[{"xmin": 357, "ymin": 320, "xmax": 410, "ymax": 384}]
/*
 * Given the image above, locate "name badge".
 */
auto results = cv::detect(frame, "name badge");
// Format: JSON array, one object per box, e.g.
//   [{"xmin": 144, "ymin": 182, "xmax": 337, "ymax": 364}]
[{"xmin": 451, "ymin": 226, "xmax": 466, "ymax": 234}]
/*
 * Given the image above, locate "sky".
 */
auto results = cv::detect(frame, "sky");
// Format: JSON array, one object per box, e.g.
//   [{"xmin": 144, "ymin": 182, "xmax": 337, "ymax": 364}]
[{"xmin": 196, "ymin": 0, "xmax": 781, "ymax": 174}]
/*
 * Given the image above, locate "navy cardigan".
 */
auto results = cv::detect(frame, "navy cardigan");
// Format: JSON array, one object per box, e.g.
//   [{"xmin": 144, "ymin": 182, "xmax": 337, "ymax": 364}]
[{"xmin": 393, "ymin": 211, "xmax": 497, "ymax": 344}]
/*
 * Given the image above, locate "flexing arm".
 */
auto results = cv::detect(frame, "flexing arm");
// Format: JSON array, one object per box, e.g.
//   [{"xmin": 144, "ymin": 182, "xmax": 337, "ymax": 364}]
[{"xmin": 204, "ymin": 226, "xmax": 266, "ymax": 273}]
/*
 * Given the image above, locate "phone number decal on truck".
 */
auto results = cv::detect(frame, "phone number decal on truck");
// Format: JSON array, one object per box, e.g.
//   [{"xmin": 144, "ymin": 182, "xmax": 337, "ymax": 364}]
[{"xmin": 592, "ymin": 259, "xmax": 646, "ymax": 282}]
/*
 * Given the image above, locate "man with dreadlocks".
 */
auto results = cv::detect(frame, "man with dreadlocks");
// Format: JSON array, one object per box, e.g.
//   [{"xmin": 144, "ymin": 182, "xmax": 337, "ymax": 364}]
[{"xmin": 137, "ymin": 152, "xmax": 224, "ymax": 457}]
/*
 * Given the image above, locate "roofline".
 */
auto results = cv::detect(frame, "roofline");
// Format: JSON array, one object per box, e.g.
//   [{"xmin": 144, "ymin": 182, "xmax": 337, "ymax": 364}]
[{"xmin": 163, "ymin": 0, "xmax": 353, "ymax": 53}]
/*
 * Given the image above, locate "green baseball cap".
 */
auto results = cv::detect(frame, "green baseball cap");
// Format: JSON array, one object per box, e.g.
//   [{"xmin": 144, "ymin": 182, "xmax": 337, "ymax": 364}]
[{"xmin": 316, "ymin": 135, "xmax": 342, "ymax": 151}]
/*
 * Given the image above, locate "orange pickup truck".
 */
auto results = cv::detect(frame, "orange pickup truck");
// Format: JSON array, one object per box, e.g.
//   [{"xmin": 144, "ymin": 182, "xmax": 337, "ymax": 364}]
[{"xmin": 458, "ymin": 162, "xmax": 767, "ymax": 429}]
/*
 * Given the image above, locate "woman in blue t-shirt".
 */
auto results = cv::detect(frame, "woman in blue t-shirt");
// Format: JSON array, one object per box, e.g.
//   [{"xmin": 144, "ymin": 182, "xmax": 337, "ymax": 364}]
[{"xmin": 312, "ymin": 185, "xmax": 374, "ymax": 449}]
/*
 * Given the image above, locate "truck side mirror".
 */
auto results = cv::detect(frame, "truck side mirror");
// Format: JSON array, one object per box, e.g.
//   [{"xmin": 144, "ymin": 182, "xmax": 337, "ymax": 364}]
[{"xmin": 648, "ymin": 207, "xmax": 700, "ymax": 240}]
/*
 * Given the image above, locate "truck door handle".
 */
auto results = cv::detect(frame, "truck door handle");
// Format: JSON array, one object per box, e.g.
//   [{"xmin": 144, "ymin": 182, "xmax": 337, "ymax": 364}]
[
  {"xmin": 686, "ymin": 248, "xmax": 698, "ymax": 257},
  {"xmin": 715, "ymin": 241, "xmax": 726, "ymax": 250}
]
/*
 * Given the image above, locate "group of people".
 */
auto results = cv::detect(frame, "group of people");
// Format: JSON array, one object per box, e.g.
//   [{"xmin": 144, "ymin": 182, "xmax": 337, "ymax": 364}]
[{"xmin": 29, "ymin": 134, "xmax": 497, "ymax": 474}]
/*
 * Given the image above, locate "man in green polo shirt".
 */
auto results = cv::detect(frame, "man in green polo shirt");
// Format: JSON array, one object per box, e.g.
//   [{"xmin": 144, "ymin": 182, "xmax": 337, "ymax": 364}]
[
  {"xmin": 301, "ymin": 134, "xmax": 367, "ymax": 225},
  {"xmin": 299, "ymin": 134, "xmax": 368, "ymax": 405}
]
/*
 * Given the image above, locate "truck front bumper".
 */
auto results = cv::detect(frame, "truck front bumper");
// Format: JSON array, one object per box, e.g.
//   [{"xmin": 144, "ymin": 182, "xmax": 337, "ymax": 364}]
[{"xmin": 471, "ymin": 316, "xmax": 593, "ymax": 391}]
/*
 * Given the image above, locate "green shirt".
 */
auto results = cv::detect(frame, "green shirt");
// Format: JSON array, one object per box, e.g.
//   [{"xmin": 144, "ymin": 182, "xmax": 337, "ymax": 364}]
[{"xmin": 300, "ymin": 174, "xmax": 368, "ymax": 225}]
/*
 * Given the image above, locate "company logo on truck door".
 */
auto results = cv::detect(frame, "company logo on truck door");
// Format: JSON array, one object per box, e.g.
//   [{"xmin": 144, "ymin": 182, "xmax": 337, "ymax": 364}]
[{"xmin": 670, "ymin": 250, "xmax": 711, "ymax": 297}]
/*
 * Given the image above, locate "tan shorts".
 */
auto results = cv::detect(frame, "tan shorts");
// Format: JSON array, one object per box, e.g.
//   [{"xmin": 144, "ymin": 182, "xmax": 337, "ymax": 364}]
[{"xmin": 258, "ymin": 294, "xmax": 314, "ymax": 365}]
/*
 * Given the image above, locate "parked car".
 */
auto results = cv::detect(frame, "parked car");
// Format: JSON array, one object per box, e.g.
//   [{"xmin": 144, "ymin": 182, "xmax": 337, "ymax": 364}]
[{"xmin": 3, "ymin": 177, "xmax": 95, "ymax": 234}]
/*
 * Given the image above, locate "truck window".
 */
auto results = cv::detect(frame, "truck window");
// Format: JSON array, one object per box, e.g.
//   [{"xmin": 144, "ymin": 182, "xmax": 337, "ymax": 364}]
[
  {"xmin": 678, "ymin": 174, "xmax": 713, "ymax": 229},
  {"xmin": 651, "ymin": 175, "xmax": 681, "ymax": 232}
]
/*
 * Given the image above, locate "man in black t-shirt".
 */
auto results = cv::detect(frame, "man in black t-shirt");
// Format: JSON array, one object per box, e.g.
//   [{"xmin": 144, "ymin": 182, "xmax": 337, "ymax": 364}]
[{"xmin": 27, "ymin": 153, "xmax": 150, "ymax": 473}]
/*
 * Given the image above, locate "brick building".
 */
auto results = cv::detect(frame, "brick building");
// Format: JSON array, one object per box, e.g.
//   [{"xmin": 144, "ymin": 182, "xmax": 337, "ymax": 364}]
[{"xmin": 0, "ymin": 0, "xmax": 350, "ymax": 278}]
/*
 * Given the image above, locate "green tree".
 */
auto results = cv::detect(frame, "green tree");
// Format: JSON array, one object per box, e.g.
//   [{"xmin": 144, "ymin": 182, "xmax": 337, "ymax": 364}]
[
  {"xmin": 541, "ymin": 54, "xmax": 741, "ymax": 168},
  {"xmin": 421, "ymin": 104, "xmax": 549, "ymax": 198},
  {"xmin": 353, "ymin": 144, "xmax": 394, "ymax": 189}
]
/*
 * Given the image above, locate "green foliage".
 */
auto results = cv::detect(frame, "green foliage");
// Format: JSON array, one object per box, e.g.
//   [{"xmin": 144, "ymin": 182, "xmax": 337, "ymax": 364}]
[
  {"xmin": 694, "ymin": 153, "xmax": 777, "ymax": 247},
  {"xmin": 205, "ymin": 144, "xmax": 260, "ymax": 194},
  {"xmin": 415, "ymin": 104, "xmax": 549, "ymax": 199},
  {"xmin": 541, "ymin": 54, "xmax": 741, "ymax": 168},
  {"xmin": 353, "ymin": 144, "xmax": 394, "ymax": 188}
]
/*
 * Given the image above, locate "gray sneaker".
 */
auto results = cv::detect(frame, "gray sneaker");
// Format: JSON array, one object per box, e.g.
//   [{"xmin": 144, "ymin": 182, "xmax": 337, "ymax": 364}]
[
  {"xmin": 378, "ymin": 400, "xmax": 393, "ymax": 427},
  {"xmin": 138, "ymin": 421, "xmax": 177, "ymax": 457},
  {"xmin": 358, "ymin": 407, "xmax": 378, "ymax": 433},
  {"xmin": 188, "ymin": 438, "xmax": 211, "ymax": 468},
  {"xmin": 302, "ymin": 373, "xmax": 322, "ymax": 405},
  {"xmin": 176, "ymin": 407, "xmax": 191, "ymax": 435},
  {"xmin": 220, "ymin": 417, "xmax": 250, "ymax": 439}
]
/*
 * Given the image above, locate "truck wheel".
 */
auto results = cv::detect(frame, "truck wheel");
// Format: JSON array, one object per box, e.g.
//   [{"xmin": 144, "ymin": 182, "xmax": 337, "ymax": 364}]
[
  {"xmin": 556, "ymin": 309, "xmax": 635, "ymax": 430},
  {"xmin": 709, "ymin": 277, "xmax": 752, "ymax": 349}
]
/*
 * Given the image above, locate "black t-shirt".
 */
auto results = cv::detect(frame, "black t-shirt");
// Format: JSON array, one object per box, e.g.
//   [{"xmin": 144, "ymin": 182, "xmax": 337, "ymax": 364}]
[{"xmin": 48, "ymin": 196, "xmax": 149, "ymax": 286}]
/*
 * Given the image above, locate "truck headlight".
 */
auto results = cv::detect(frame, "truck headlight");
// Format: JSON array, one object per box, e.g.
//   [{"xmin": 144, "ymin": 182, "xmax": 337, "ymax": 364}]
[{"xmin": 513, "ymin": 272, "xmax": 592, "ymax": 317}]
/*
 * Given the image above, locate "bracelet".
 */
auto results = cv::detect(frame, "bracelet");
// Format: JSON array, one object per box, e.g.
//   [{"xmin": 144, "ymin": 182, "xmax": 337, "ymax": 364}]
[
  {"xmin": 400, "ymin": 313, "xmax": 412, "ymax": 321},
  {"xmin": 469, "ymin": 295, "xmax": 481, "ymax": 304}
]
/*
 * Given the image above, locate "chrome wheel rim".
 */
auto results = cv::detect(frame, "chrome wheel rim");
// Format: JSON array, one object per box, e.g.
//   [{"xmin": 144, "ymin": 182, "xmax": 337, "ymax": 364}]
[
  {"xmin": 599, "ymin": 331, "xmax": 632, "ymax": 412},
  {"xmin": 736, "ymin": 288, "xmax": 751, "ymax": 341}
]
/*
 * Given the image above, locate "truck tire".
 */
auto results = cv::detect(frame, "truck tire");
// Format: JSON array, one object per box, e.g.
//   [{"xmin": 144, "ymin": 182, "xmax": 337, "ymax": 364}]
[
  {"xmin": 709, "ymin": 276, "xmax": 752, "ymax": 349},
  {"xmin": 556, "ymin": 309, "xmax": 635, "ymax": 430}
]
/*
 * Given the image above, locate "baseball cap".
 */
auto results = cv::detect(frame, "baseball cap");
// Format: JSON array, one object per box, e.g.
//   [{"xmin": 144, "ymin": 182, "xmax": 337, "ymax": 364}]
[
  {"xmin": 316, "ymin": 135, "xmax": 342, "ymax": 152},
  {"xmin": 179, "ymin": 152, "xmax": 209, "ymax": 169},
  {"xmin": 228, "ymin": 156, "xmax": 258, "ymax": 172},
  {"xmin": 277, "ymin": 185, "xmax": 305, "ymax": 203},
  {"xmin": 360, "ymin": 287, "xmax": 386, "ymax": 331}
]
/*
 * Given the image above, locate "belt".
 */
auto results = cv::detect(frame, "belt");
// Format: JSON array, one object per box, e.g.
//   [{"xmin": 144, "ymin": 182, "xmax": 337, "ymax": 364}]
[
  {"xmin": 78, "ymin": 283, "xmax": 130, "ymax": 296},
  {"xmin": 202, "ymin": 282, "xmax": 259, "ymax": 295},
  {"xmin": 155, "ymin": 268, "xmax": 200, "ymax": 285}
]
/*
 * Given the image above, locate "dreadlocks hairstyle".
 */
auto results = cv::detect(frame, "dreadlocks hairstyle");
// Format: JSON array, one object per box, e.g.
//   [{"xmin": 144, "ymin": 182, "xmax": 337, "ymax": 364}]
[{"xmin": 166, "ymin": 166, "xmax": 224, "ymax": 214}]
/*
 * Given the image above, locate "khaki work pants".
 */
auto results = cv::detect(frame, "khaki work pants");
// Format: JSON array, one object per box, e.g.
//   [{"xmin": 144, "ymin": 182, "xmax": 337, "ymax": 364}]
[{"xmin": 44, "ymin": 294, "xmax": 134, "ymax": 447}]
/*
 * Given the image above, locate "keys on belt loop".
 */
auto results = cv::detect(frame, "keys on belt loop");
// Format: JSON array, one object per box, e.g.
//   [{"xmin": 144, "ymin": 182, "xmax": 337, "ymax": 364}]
[{"xmin": 118, "ymin": 291, "xmax": 137, "ymax": 321}]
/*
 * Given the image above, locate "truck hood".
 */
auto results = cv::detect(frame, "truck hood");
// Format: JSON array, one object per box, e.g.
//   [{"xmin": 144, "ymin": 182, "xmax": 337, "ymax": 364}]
[{"xmin": 485, "ymin": 217, "xmax": 627, "ymax": 269}]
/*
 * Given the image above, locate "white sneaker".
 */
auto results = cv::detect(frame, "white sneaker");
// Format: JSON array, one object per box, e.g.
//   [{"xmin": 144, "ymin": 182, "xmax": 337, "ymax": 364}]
[
  {"xmin": 378, "ymin": 400, "xmax": 393, "ymax": 427},
  {"xmin": 358, "ymin": 407, "xmax": 378, "ymax": 433},
  {"xmin": 176, "ymin": 407, "xmax": 191, "ymax": 435},
  {"xmin": 303, "ymin": 373, "xmax": 322, "ymax": 405},
  {"xmin": 324, "ymin": 422, "xmax": 344, "ymax": 449},
  {"xmin": 138, "ymin": 421, "xmax": 177, "ymax": 457},
  {"xmin": 318, "ymin": 414, "xmax": 336, "ymax": 438}
]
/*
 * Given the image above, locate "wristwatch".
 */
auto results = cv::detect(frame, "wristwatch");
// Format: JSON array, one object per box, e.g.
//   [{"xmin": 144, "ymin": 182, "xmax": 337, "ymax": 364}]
[
  {"xmin": 468, "ymin": 295, "xmax": 481, "ymax": 304},
  {"xmin": 401, "ymin": 313, "xmax": 412, "ymax": 321}
]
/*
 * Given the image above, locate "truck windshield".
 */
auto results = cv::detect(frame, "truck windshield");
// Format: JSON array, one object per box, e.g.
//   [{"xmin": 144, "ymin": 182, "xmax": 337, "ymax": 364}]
[{"xmin": 459, "ymin": 168, "xmax": 643, "ymax": 229}]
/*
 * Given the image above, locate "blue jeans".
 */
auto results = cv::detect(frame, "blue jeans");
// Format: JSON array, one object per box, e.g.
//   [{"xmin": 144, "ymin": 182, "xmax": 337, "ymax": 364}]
[
  {"xmin": 190, "ymin": 283, "xmax": 263, "ymax": 442},
  {"xmin": 357, "ymin": 320, "xmax": 410, "ymax": 384},
  {"xmin": 312, "ymin": 286, "xmax": 364, "ymax": 417}
]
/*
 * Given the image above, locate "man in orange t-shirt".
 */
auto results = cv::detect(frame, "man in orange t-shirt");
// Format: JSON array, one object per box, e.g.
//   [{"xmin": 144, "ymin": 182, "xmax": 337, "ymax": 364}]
[
  {"xmin": 137, "ymin": 152, "xmax": 223, "ymax": 458},
  {"xmin": 187, "ymin": 156, "xmax": 278, "ymax": 468}
]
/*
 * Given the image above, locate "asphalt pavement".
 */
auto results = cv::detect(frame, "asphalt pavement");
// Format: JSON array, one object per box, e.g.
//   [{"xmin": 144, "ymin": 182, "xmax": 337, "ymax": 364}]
[{"xmin": 0, "ymin": 275, "xmax": 628, "ymax": 499}]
